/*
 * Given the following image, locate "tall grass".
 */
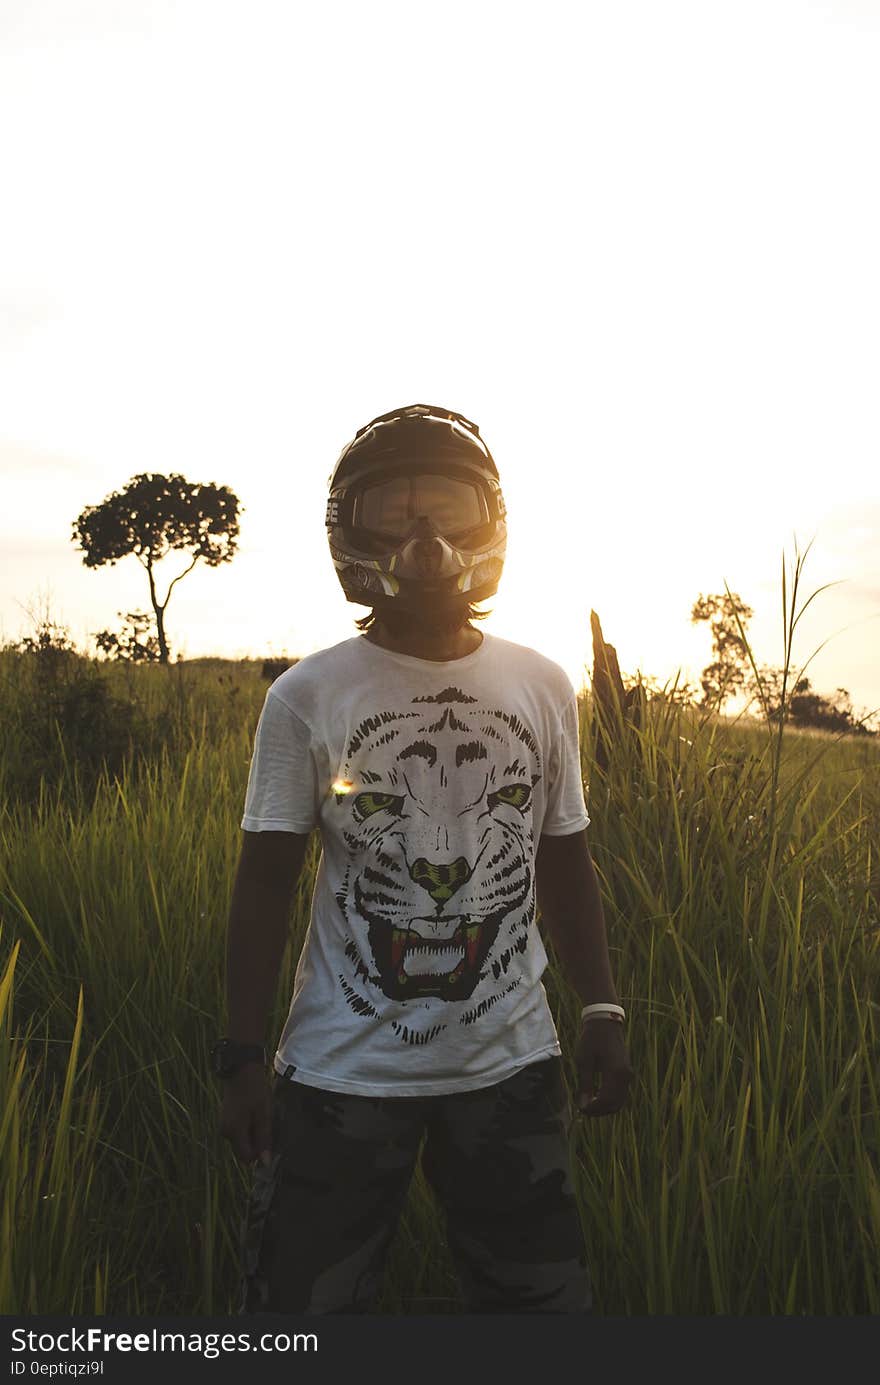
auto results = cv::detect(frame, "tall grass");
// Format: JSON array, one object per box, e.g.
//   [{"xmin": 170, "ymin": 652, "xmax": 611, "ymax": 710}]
[{"xmin": 0, "ymin": 551, "xmax": 877, "ymax": 1313}]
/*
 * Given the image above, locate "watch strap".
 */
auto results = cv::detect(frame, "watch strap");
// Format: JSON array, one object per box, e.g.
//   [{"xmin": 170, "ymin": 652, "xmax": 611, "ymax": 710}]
[{"xmin": 212, "ymin": 1038, "xmax": 267, "ymax": 1077}]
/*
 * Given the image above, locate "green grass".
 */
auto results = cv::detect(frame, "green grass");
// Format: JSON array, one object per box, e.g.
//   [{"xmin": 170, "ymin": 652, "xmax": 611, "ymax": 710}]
[{"xmin": 1, "ymin": 570, "xmax": 878, "ymax": 1314}]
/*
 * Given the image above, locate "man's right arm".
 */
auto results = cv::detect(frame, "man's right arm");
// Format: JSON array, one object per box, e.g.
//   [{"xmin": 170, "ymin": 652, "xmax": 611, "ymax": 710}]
[{"xmin": 226, "ymin": 829, "xmax": 312, "ymax": 1044}]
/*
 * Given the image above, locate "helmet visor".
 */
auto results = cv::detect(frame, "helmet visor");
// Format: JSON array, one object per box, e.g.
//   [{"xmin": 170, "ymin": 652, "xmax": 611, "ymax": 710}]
[{"xmin": 354, "ymin": 471, "xmax": 490, "ymax": 542}]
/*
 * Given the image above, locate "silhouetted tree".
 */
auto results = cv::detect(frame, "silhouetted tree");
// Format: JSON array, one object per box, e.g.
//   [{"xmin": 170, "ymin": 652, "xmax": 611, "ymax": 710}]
[
  {"xmin": 690, "ymin": 591, "xmax": 754, "ymax": 711},
  {"xmin": 746, "ymin": 668, "xmax": 876, "ymax": 736},
  {"xmin": 72, "ymin": 473, "xmax": 242, "ymax": 665},
  {"xmin": 94, "ymin": 610, "xmax": 162, "ymax": 663}
]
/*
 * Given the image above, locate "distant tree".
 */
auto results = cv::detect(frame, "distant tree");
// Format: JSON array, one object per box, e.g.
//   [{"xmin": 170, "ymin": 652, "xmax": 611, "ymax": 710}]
[
  {"xmin": 690, "ymin": 591, "xmax": 754, "ymax": 711},
  {"xmin": 94, "ymin": 610, "xmax": 162, "ymax": 663},
  {"xmin": 72, "ymin": 473, "xmax": 242, "ymax": 665},
  {"xmin": 746, "ymin": 668, "xmax": 877, "ymax": 737},
  {"xmin": 743, "ymin": 662, "xmax": 787, "ymax": 720}
]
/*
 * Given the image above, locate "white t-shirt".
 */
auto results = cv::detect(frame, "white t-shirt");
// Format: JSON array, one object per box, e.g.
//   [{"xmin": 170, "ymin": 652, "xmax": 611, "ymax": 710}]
[{"xmin": 240, "ymin": 630, "xmax": 591, "ymax": 1097}]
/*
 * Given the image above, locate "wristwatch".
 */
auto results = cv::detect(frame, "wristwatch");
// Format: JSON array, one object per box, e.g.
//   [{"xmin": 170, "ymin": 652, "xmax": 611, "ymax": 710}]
[{"xmin": 211, "ymin": 1038, "xmax": 268, "ymax": 1079}]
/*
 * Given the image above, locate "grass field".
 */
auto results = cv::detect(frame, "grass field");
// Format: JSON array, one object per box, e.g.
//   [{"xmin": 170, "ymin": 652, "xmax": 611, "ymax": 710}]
[{"xmin": 0, "ymin": 636, "xmax": 878, "ymax": 1315}]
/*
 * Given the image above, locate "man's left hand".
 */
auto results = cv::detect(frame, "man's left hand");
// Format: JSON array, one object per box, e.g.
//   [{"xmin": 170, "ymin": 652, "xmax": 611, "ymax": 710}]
[{"xmin": 575, "ymin": 1019, "xmax": 635, "ymax": 1117}]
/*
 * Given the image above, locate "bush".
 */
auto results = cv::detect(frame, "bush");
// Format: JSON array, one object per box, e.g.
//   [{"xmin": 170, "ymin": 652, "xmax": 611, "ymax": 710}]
[
  {"xmin": 94, "ymin": 611, "xmax": 162, "ymax": 664},
  {"xmin": 0, "ymin": 620, "xmax": 175, "ymax": 811},
  {"xmin": 261, "ymin": 658, "xmax": 298, "ymax": 681},
  {"xmin": 743, "ymin": 668, "xmax": 877, "ymax": 737}
]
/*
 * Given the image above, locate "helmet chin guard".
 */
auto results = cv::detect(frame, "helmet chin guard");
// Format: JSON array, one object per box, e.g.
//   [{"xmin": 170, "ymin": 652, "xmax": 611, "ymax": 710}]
[{"xmin": 326, "ymin": 405, "xmax": 507, "ymax": 614}]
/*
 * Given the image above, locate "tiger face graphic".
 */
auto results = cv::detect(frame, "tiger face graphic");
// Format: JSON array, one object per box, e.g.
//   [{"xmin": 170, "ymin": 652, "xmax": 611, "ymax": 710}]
[{"xmin": 332, "ymin": 686, "xmax": 543, "ymax": 1042}]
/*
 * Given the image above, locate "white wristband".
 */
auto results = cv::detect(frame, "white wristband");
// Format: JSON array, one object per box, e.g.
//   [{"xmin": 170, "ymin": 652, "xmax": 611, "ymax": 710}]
[{"xmin": 581, "ymin": 1003, "xmax": 626, "ymax": 1023}]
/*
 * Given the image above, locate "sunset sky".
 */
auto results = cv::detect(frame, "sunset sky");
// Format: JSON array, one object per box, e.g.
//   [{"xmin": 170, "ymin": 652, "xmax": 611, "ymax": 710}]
[{"xmin": 2, "ymin": 0, "xmax": 878, "ymax": 722}]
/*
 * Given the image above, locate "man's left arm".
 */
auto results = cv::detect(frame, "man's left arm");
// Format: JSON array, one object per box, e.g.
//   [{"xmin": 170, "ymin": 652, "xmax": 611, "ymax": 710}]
[{"xmin": 535, "ymin": 829, "xmax": 635, "ymax": 1117}]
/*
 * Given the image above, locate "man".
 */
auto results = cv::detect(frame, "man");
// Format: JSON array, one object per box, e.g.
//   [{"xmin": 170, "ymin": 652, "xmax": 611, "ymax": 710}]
[{"xmin": 216, "ymin": 404, "xmax": 634, "ymax": 1315}]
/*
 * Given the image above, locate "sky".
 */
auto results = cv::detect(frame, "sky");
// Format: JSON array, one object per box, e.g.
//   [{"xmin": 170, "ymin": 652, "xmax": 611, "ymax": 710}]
[{"xmin": 2, "ymin": 0, "xmax": 879, "ymax": 723}]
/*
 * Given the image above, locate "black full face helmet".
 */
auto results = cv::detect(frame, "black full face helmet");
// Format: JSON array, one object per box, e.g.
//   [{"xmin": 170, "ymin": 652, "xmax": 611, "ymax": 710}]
[{"xmin": 326, "ymin": 404, "xmax": 507, "ymax": 616}]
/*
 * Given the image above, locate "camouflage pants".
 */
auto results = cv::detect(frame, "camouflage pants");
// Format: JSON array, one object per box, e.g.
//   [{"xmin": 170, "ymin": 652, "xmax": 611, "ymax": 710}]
[{"xmin": 236, "ymin": 1055, "xmax": 592, "ymax": 1315}]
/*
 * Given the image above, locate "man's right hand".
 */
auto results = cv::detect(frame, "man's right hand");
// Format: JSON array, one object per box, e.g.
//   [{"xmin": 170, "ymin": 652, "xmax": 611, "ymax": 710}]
[{"xmin": 218, "ymin": 1065, "xmax": 274, "ymax": 1167}]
